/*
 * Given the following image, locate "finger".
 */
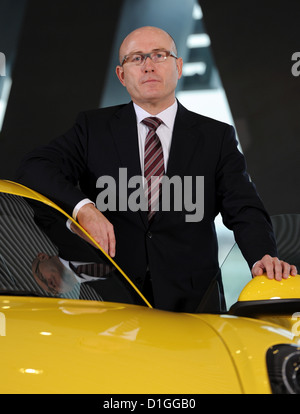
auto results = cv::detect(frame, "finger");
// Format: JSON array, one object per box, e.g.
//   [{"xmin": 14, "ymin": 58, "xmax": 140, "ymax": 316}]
[
  {"xmin": 281, "ymin": 261, "xmax": 291, "ymax": 279},
  {"xmin": 262, "ymin": 257, "xmax": 277, "ymax": 280},
  {"xmin": 252, "ymin": 262, "xmax": 264, "ymax": 277},
  {"xmin": 95, "ymin": 221, "xmax": 115, "ymax": 257},
  {"xmin": 291, "ymin": 265, "xmax": 298, "ymax": 276},
  {"xmin": 96, "ymin": 234, "xmax": 109, "ymax": 255},
  {"xmin": 107, "ymin": 224, "xmax": 116, "ymax": 257},
  {"xmin": 253, "ymin": 254, "xmax": 276, "ymax": 279},
  {"xmin": 273, "ymin": 258, "xmax": 284, "ymax": 281}
]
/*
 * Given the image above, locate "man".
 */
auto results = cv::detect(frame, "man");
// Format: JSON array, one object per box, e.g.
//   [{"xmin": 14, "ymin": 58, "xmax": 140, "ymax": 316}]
[{"xmin": 17, "ymin": 26, "xmax": 297, "ymax": 312}]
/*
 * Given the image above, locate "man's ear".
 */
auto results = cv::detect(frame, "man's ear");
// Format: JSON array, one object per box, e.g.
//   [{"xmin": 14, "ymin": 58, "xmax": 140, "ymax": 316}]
[
  {"xmin": 116, "ymin": 65, "xmax": 126, "ymax": 86},
  {"xmin": 37, "ymin": 252, "xmax": 50, "ymax": 261},
  {"xmin": 176, "ymin": 57, "xmax": 183, "ymax": 80}
]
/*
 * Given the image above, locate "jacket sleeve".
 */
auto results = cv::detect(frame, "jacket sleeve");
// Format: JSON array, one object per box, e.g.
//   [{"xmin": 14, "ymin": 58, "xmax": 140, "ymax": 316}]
[
  {"xmin": 16, "ymin": 112, "xmax": 89, "ymax": 215},
  {"xmin": 216, "ymin": 124, "xmax": 278, "ymax": 268}
]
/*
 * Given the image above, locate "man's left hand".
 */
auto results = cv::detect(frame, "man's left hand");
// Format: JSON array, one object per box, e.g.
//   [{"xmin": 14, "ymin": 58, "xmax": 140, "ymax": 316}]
[{"xmin": 252, "ymin": 254, "xmax": 298, "ymax": 280}]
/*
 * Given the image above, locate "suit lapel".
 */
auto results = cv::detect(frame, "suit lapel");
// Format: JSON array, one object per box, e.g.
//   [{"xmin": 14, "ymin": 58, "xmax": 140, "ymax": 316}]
[
  {"xmin": 166, "ymin": 102, "xmax": 202, "ymax": 177},
  {"xmin": 109, "ymin": 102, "xmax": 142, "ymax": 177}
]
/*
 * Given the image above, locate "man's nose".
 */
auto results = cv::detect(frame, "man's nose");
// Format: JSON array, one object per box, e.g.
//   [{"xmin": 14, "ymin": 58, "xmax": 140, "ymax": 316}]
[{"xmin": 143, "ymin": 56, "xmax": 155, "ymax": 71}]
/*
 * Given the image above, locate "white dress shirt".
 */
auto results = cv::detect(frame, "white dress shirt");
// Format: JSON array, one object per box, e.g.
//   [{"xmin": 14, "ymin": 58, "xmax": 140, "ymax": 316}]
[
  {"xmin": 72, "ymin": 100, "xmax": 178, "ymax": 220},
  {"xmin": 60, "ymin": 258, "xmax": 107, "ymax": 283}
]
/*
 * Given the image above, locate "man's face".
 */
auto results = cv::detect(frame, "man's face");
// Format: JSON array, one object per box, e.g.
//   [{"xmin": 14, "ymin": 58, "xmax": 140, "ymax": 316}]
[
  {"xmin": 32, "ymin": 253, "xmax": 76, "ymax": 294},
  {"xmin": 116, "ymin": 27, "xmax": 183, "ymax": 111}
]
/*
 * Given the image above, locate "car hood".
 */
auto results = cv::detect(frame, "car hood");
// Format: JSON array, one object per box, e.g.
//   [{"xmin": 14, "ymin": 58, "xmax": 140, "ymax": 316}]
[{"xmin": 1, "ymin": 296, "xmax": 298, "ymax": 394}]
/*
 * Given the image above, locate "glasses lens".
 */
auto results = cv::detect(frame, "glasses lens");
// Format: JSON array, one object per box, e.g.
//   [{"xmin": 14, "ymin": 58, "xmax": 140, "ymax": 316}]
[
  {"xmin": 126, "ymin": 54, "xmax": 143, "ymax": 64},
  {"xmin": 151, "ymin": 51, "xmax": 168, "ymax": 63}
]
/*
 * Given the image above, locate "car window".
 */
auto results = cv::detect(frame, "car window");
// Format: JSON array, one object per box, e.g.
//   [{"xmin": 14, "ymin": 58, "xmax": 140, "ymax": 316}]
[
  {"xmin": 220, "ymin": 243, "xmax": 252, "ymax": 310},
  {"xmin": 0, "ymin": 192, "xmax": 148, "ymax": 307}
]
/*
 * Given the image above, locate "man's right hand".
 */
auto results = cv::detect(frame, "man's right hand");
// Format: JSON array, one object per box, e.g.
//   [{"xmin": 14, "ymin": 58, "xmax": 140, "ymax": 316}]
[{"xmin": 76, "ymin": 203, "xmax": 116, "ymax": 257}]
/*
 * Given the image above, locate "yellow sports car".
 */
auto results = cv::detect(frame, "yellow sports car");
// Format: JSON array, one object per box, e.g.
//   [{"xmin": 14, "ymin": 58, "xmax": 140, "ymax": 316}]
[{"xmin": 0, "ymin": 179, "xmax": 300, "ymax": 395}]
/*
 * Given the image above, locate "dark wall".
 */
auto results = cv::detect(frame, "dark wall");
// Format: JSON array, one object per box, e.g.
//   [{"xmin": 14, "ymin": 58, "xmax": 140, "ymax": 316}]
[
  {"xmin": 0, "ymin": 0, "xmax": 123, "ymax": 178},
  {"xmin": 200, "ymin": 0, "xmax": 300, "ymax": 215},
  {"xmin": 0, "ymin": 0, "xmax": 28, "ymax": 95}
]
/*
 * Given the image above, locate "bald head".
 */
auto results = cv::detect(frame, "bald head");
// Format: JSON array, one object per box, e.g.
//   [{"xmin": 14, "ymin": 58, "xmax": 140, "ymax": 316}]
[
  {"xmin": 118, "ymin": 26, "xmax": 177, "ymax": 64},
  {"xmin": 115, "ymin": 25, "xmax": 183, "ymax": 113}
]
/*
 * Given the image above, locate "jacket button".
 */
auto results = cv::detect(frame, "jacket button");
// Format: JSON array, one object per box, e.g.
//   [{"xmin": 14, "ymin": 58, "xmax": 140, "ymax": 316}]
[{"xmin": 147, "ymin": 231, "xmax": 152, "ymax": 239}]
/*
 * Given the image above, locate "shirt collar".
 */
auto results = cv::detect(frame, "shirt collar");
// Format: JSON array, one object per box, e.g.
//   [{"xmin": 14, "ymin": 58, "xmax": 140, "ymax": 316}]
[{"xmin": 133, "ymin": 100, "xmax": 178, "ymax": 129}]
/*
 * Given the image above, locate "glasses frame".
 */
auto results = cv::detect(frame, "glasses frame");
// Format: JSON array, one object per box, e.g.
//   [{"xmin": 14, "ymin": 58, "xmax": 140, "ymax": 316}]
[{"xmin": 121, "ymin": 50, "xmax": 178, "ymax": 66}]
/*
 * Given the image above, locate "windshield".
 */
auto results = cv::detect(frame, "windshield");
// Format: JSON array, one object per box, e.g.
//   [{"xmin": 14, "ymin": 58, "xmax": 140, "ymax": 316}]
[{"xmin": 0, "ymin": 192, "xmax": 148, "ymax": 307}]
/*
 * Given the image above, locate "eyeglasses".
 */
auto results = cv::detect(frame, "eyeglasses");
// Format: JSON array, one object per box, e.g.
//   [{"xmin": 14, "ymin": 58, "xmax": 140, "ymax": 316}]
[{"xmin": 121, "ymin": 50, "xmax": 178, "ymax": 66}]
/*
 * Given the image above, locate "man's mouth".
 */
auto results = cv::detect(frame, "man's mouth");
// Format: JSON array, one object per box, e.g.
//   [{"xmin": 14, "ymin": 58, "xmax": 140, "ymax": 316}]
[{"xmin": 142, "ymin": 78, "xmax": 160, "ymax": 84}]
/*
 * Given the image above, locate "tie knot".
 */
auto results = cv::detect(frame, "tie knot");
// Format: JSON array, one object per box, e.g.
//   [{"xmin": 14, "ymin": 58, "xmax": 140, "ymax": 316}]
[{"xmin": 142, "ymin": 117, "xmax": 162, "ymax": 131}]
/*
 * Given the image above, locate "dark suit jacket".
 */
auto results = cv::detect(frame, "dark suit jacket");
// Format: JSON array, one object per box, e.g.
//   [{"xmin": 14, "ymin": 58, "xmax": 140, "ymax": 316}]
[{"xmin": 16, "ymin": 101, "xmax": 277, "ymax": 312}]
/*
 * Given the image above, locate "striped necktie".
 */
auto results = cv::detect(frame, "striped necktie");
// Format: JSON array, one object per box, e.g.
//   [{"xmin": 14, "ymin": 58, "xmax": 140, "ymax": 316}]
[
  {"xmin": 142, "ymin": 117, "xmax": 164, "ymax": 222},
  {"xmin": 69, "ymin": 262, "xmax": 113, "ymax": 278}
]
